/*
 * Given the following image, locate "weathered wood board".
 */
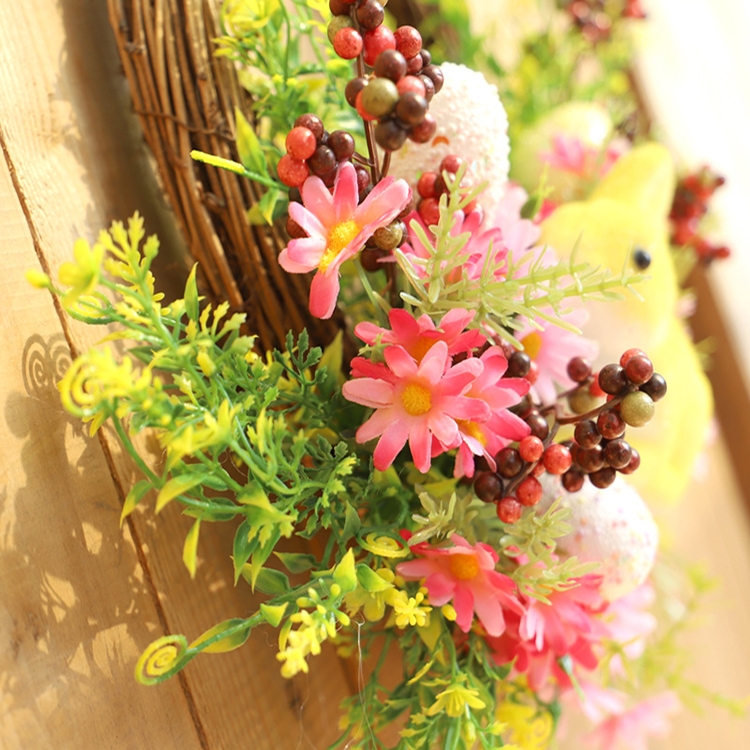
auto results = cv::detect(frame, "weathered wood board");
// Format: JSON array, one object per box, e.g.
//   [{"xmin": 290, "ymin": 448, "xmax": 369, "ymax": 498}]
[{"xmin": 0, "ymin": 2, "xmax": 748, "ymax": 750}]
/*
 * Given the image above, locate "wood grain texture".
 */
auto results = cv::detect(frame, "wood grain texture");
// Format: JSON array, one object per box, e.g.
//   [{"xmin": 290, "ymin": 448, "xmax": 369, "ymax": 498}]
[
  {"xmin": 1, "ymin": 1, "xmax": 749, "ymax": 749},
  {"xmin": 0, "ymin": 2, "xmax": 351, "ymax": 748}
]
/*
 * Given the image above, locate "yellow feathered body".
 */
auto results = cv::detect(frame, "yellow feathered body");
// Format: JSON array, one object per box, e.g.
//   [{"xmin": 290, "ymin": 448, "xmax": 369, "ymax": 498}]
[{"xmin": 540, "ymin": 143, "xmax": 713, "ymax": 504}]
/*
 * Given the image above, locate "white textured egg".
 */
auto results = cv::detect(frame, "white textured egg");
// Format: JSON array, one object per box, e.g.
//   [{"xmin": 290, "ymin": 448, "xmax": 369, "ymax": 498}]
[
  {"xmin": 387, "ymin": 63, "xmax": 510, "ymax": 214},
  {"xmin": 539, "ymin": 475, "xmax": 659, "ymax": 601}
]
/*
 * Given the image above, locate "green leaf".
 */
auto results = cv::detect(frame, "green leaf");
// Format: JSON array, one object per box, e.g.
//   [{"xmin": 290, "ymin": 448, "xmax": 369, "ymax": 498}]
[
  {"xmin": 356, "ymin": 565, "xmax": 393, "ymax": 593},
  {"xmin": 341, "ymin": 501, "xmax": 361, "ymax": 543},
  {"xmin": 235, "ymin": 107, "xmax": 267, "ymax": 176},
  {"xmin": 182, "ymin": 519, "xmax": 201, "ymax": 579},
  {"xmin": 260, "ymin": 602, "xmax": 288, "ymax": 628},
  {"xmin": 332, "ymin": 548, "xmax": 357, "ymax": 594},
  {"xmin": 245, "ymin": 526, "xmax": 282, "ymax": 590},
  {"xmin": 189, "ymin": 618, "xmax": 253, "ymax": 654},
  {"xmin": 120, "ymin": 479, "xmax": 153, "ymax": 527},
  {"xmin": 155, "ymin": 473, "xmax": 208, "ymax": 513},
  {"xmin": 247, "ymin": 566, "xmax": 291, "ymax": 595},
  {"xmin": 248, "ymin": 188, "xmax": 282, "ymax": 226},
  {"xmin": 184, "ymin": 263, "xmax": 199, "ymax": 321},
  {"xmin": 274, "ymin": 551, "xmax": 317, "ymax": 574},
  {"xmin": 232, "ymin": 519, "xmax": 259, "ymax": 584}
]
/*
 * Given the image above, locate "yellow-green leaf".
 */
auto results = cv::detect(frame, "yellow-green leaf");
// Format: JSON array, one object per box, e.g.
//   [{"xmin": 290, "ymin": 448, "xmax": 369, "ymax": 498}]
[
  {"xmin": 189, "ymin": 618, "xmax": 252, "ymax": 654},
  {"xmin": 120, "ymin": 480, "xmax": 153, "ymax": 527},
  {"xmin": 333, "ymin": 548, "xmax": 357, "ymax": 593},
  {"xmin": 184, "ymin": 263, "xmax": 199, "ymax": 321},
  {"xmin": 156, "ymin": 473, "xmax": 208, "ymax": 513},
  {"xmin": 235, "ymin": 107, "xmax": 267, "ymax": 176},
  {"xmin": 260, "ymin": 602, "xmax": 288, "ymax": 628},
  {"xmin": 182, "ymin": 519, "xmax": 201, "ymax": 578}
]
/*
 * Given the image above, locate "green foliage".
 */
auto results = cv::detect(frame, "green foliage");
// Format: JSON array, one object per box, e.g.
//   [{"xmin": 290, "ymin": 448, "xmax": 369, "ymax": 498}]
[{"xmin": 395, "ymin": 168, "xmax": 644, "ymax": 346}]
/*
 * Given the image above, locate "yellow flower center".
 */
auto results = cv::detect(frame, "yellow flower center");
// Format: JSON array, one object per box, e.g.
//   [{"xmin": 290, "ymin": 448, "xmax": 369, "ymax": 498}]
[
  {"xmin": 410, "ymin": 338, "xmax": 436, "ymax": 363},
  {"xmin": 448, "ymin": 553, "xmax": 480, "ymax": 581},
  {"xmin": 457, "ymin": 420, "xmax": 487, "ymax": 446},
  {"xmin": 520, "ymin": 331, "xmax": 543, "ymax": 360},
  {"xmin": 319, "ymin": 220, "xmax": 361, "ymax": 272},
  {"xmin": 401, "ymin": 382, "xmax": 432, "ymax": 416}
]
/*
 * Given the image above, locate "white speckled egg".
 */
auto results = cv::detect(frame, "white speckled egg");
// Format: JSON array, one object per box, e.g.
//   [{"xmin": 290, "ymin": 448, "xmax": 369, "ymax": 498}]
[
  {"xmin": 538, "ymin": 475, "xmax": 659, "ymax": 601},
  {"xmin": 387, "ymin": 63, "xmax": 510, "ymax": 214}
]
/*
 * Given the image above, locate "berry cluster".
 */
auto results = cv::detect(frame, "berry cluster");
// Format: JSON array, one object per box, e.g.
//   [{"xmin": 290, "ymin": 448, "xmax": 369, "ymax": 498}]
[
  {"xmin": 328, "ymin": 1, "xmax": 442, "ymax": 152},
  {"xmin": 562, "ymin": 0, "xmax": 613, "ymax": 43},
  {"xmin": 415, "ymin": 154, "xmax": 478, "ymax": 226},
  {"xmin": 473, "ymin": 348, "xmax": 666, "ymax": 524},
  {"xmin": 278, "ymin": 113, "xmax": 365, "ymax": 193},
  {"xmin": 669, "ymin": 166, "xmax": 730, "ymax": 264}
]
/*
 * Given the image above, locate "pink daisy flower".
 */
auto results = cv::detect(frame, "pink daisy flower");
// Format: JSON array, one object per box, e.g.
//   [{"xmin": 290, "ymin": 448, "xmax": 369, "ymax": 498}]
[
  {"xmin": 452, "ymin": 347, "xmax": 531, "ymax": 479},
  {"xmin": 396, "ymin": 534, "xmax": 524, "ymax": 637},
  {"xmin": 401, "ymin": 208, "xmax": 508, "ymax": 283},
  {"xmin": 341, "ymin": 341, "xmax": 488, "ymax": 473},
  {"xmin": 354, "ymin": 308, "xmax": 486, "ymax": 364},
  {"xmin": 278, "ymin": 162, "xmax": 411, "ymax": 319},
  {"xmin": 487, "ymin": 574, "xmax": 607, "ymax": 691},
  {"xmin": 585, "ymin": 692, "xmax": 681, "ymax": 750},
  {"xmin": 515, "ymin": 307, "xmax": 599, "ymax": 405},
  {"xmin": 539, "ymin": 133, "xmax": 627, "ymax": 181}
]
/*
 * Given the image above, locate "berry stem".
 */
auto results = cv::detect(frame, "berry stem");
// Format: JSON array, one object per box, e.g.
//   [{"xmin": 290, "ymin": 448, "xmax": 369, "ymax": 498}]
[{"xmin": 355, "ymin": 41, "xmax": 381, "ymax": 186}]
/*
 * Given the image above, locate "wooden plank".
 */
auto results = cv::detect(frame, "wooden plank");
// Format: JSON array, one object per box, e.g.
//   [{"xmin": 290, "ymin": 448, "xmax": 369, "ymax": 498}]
[
  {"xmin": 0, "ymin": 2, "xmax": 352, "ymax": 748},
  {"xmin": 0, "ymin": 138, "xmax": 203, "ymax": 750}
]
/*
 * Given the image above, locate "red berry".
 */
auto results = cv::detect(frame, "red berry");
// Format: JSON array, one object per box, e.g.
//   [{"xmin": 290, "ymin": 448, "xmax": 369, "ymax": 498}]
[
  {"xmin": 618, "ymin": 447, "xmax": 641, "ymax": 475},
  {"xmin": 285, "ymin": 126, "xmax": 317, "ymax": 160},
  {"xmin": 408, "ymin": 113, "xmax": 436, "ymax": 144},
  {"xmin": 396, "ymin": 75, "xmax": 427, "ymax": 98},
  {"xmin": 333, "ymin": 27, "xmax": 363, "ymax": 59},
  {"xmin": 440, "ymin": 154, "xmax": 463, "ymax": 174},
  {"xmin": 277, "ymin": 155, "xmax": 309, "ymax": 187},
  {"xmin": 345, "ymin": 77, "xmax": 368, "ymax": 107},
  {"xmin": 590, "ymin": 467, "xmax": 616, "ymax": 489},
  {"xmin": 294, "ymin": 114, "xmax": 324, "ymax": 143},
  {"xmin": 418, "ymin": 197, "xmax": 440, "ymax": 225},
  {"xmin": 567, "ymin": 356, "xmax": 592, "ymax": 383},
  {"xmin": 598, "ymin": 364, "xmax": 629, "ymax": 395},
  {"xmin": 496, "ymin": 447, "xmax": 523, "ymax": 479},
  {"xmin": 525, "ymin": 413, "xmax": 549, "ymax": 441},
  {"xmin": 561, "ymin": 470, "xmax": 584, "ymax": 492},
  {"xmin": 363, "ymin": 25, "xmax": 396, "ymax": 67},
  {"xmin": 640, "ymin": 373, "xmax": 667, "ymax": 402},
  {"xmin": 356, "ymin": 0, "xmax": 385, "ymax": 31},
  {"xmin": 497, "ymin": 497, "xmax": 523, "ymax": 524},
  {"xmin": 597, "ymin": 409, "xmax": 626, "ymax": 439},
  {"xmin": 620, "ymin": 348, "xmax": 647, "ymax": 367},
  {"xmin": 394, "ymin": 25, "xmax": 422, "ymax": 59},
  {"xmin": 417, "ymin": 172, "xmax": 437, "ymax": 199},
  {"xmin": 543, "ymin": 444, "xmax": 572, "ymax": 475},
  {"xmin": 518, "ymin": 435, "xmax": 544, "ymax": 463},
  {"xmin": 602, "ymin": 438, "xmax": 632, "ymax": 469},
  {"xmin": 517, "ymin": 476, "xmax": 543, "ymax": 507},
  {"xmin": 474, "ymin": 471, "xmax": 502, "ymax": 503},
  {"xmin": 574, "ymin": 419, "xmax": 601, "ymax": 449},
  {"xmin": 525, "ymin": 360, "xmax": 539, "ymax": 385},
  {"xmin": 624, "ymin": 354, "xmax": 654, "ymax": 385},
  {"xmin": 589, "ymin": 375, "xmax": 605, "ymax": 398},
  {"xmin": 405, "ymin": 54, "xmax": 424, "ymax": 74},
  {"xmin": 374, "ymin": 49, "xmax": 407, "ymax": 82}
]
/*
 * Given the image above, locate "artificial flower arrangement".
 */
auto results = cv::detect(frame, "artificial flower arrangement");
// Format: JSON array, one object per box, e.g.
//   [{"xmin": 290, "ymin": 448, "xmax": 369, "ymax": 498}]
[{"xmin": 28, "ymin": 0, "xmax": 744, "ymax": 747}]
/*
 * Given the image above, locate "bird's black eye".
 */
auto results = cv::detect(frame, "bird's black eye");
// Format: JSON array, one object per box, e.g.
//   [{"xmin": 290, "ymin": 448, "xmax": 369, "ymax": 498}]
[{"xmin": 633, "ymin": 247, "xmax": 652, "ymax": 270}]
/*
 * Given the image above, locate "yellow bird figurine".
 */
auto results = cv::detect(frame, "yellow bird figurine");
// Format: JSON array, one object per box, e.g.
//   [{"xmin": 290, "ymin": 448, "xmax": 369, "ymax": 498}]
[{"xmin": 539, "ymin": 143, "xmax": 714, "ymax": 504}]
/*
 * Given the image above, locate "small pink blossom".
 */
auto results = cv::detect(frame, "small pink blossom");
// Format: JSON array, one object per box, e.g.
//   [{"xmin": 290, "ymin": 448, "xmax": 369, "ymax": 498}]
[
  {"xmin": 487, "ymin": 184, "xmax": 542, "ymax": 261},
  {"xmin": 396, "ymin": 534, "xmax": 524, "ymax": 637},
  {"xmin": 515, "ymin": 308, "xmax": 599, "ymax": 404},
  {"xmin": 354, "ymin": 308, "xmax": 486, "ymax": 364},
  {"xmin": 452, "ymin": 347, "xmax": 530, "ymax": 478},
  {"xmin": 540, "ymin": 133, "xmax": 627, "ymax": 181},
  {"xmin": 401, "ymin": 208, "xmax": 508, "ymax": 282},
  {"xmin": 487, "ymin": 574, "xmax": 607, "ymax": 691},
  {"xmin": 278, "ymin": 162, "xmax": 411, "ymax": 319},
  {"xmin": 585, "ymin": 692, "xmax": 681, "ymax": 750},
  {"xmin": 342, "ymin": 341, "xmax": 489, "ymax": 473}
]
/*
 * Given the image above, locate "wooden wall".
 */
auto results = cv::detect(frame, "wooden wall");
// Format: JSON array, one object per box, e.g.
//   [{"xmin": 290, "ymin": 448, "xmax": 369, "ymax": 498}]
[{"xmin": 0, "ymin": 2, "xmax": 748, "ymax": 749}]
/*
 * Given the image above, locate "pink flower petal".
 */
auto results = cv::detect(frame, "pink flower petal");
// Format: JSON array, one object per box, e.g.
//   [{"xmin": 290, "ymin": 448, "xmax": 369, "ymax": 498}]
[
  {"xmin": 300, "ymin": 175, "xmax": 336, "ymax": 228},
  {"xmin": 355, "ymin": 175, "xmax": 410, "ymax": 226},
  {"xmin": 342, "ymin": 378, "xmax": 395, "ymax": 409},
  {"xmin": 452, "ymin": 585, "xmax": 475, "ymax": 633},
  {"xmin": 332, "ymin": 162, "xmax": 360, "ymax": 221},
  {"xmin": 309, "ymin": 269, "xmax": 340, "ymax": 319},
  {"xmin": 372, "ymin": 418, "xmax": 410, "ymax": 470},
  {"xmin": 279, "ymin": 236, "xmax": 326, "ymax": 272}
]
